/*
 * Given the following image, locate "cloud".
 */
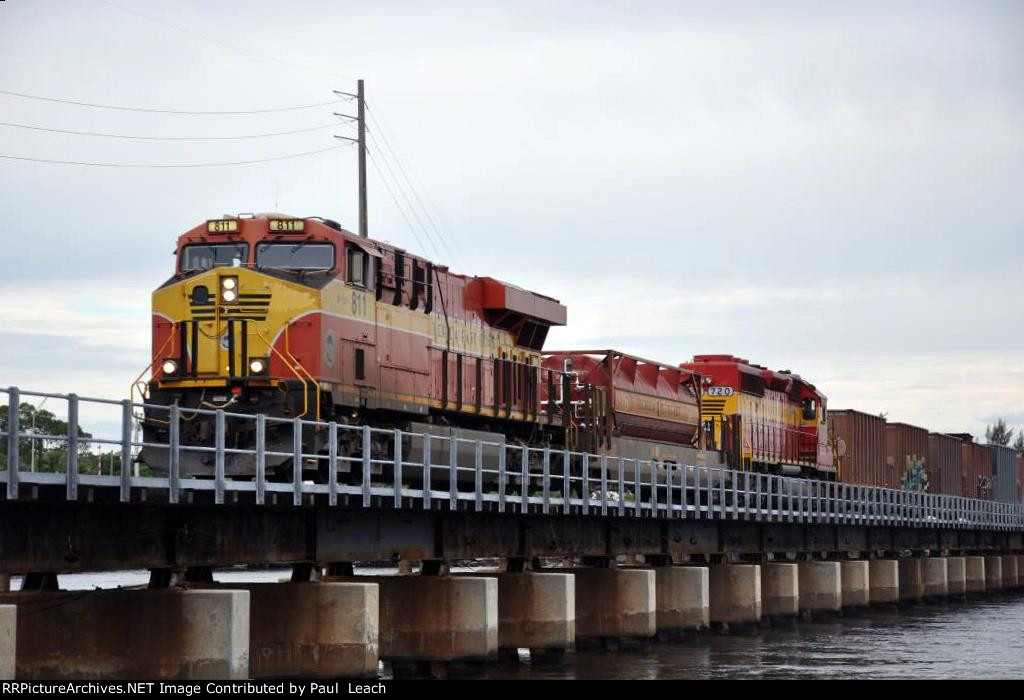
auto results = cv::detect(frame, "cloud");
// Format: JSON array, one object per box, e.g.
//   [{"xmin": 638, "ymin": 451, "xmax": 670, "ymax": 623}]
[
  {"xmin": 546, "ymin": 274, "xmax": 1024, "ymax": 436},
  {"xmin": 0, "ymin": 282, "xmax": 152, "ymax": 417},
  {"xmin": 0, "ymin": 283, "xmax": 150, "ymax": 350},
  {"xmin": 1, "ymin": 1, "xmax": 1021, "ymax": 442}
]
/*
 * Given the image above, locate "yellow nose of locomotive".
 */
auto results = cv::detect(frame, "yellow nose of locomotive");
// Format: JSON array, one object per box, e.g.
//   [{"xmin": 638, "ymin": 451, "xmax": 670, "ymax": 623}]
[
  {"xmin": 152, "ymin": 266, "xmax": 302, "ymax": 387},
  {"xmin": 153, "ymin": 267, "xmax": 268, "ymax": 384}
]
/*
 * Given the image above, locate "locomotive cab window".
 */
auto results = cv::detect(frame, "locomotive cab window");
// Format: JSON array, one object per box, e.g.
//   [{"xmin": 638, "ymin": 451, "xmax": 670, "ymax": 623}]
[
  {"xmin": 347, "ymin": 245, "xmax": 368, "ymax": 287},
  {"xmin": 801, "ymin": 398, "xmax": 817, "ymax": 421},
  {"xmin": 255, "ymin": 242, "xmax": 334, "ymax": 271},
  {"xmin": 181, "ymin": 243, "xmax": 248, "ymax": 272}
]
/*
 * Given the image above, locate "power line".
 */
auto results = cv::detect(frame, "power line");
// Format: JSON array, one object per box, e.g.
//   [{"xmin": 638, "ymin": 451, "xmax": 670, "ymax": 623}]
[
  {"xmin": 90, "ymin": 0, "xmax": 349, "ymax": 80},
  {"xmin": 366, "ymin": 103, "xmax": 455, "ymax": 258},
  {"xmin": 367, "ymin": 130, "xmax": 441, "ymax": 259},
  {"xmin": 366, "ymin": 147, "xmax": 429, "ymax": 254},
  {"xmin": 0, "ymin": 120, "xmax": 339, "ymax": 141},
  {"xmin": 0, "ymin": 89, "xmax": 344, "ymax": 115},
  {"xmin": 80, "ymin": 1, "xmax": 451, "ymax": 258},
  {"xmin": 20, "ymin": 4, "xmax": 447, "ymax": 255},
  {"xmin": 0, "ymin": 144, "xmax": 345, "ymax": 168}
]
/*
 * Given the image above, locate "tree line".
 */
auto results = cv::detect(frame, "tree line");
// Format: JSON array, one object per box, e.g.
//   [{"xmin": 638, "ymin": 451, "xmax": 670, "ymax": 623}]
[
  {"xmin": 986, "ymin": 418, "xmax": 1024, "ymax": 454},
  {"xmin": 0, "ymin": 403, "xmax": 124, "ymax": 475}
]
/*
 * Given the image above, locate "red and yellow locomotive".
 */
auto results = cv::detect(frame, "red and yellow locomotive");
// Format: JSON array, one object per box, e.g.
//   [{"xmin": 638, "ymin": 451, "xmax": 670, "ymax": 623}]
[
  {"xmin": 139, "ymin": 214, "xmax": 835, "ymax": 483},
  {"xmin": 141, "ymin": 214, "xmax": 569, "ymax": 476},
  {"xmin": 679, "ymin": 354, "xmax": 835, "ymax": 478}
]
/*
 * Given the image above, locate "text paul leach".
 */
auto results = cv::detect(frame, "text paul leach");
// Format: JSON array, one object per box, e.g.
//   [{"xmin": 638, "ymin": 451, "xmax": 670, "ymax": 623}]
[{"xmin": 1, "ymin": 682, "xmax": 387, "ymax": 695}]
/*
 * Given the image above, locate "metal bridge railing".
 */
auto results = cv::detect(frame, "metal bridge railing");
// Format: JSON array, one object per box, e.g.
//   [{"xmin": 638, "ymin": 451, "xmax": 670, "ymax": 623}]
[{"xmin": 1, "ymin": 386, "xmax": 1023, "ymax": 532}]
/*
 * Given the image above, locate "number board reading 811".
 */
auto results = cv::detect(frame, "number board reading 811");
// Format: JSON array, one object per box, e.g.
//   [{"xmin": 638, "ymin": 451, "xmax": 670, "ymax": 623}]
[
  {"xmin": 206, "ymin": 219, "xmax": 239, "ymax": 233},
  {"xmin": 268, "ymin": 219, "xmax": 305, "ymax": 232}
]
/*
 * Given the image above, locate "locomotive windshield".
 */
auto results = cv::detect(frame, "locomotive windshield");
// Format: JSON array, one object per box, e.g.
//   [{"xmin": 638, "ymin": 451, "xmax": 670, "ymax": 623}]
[
  {"xmin": 181, "ymin": 243, "xmax": 248, "ymax": 271},
  {"xmin": 256, "ymin": 242, "xmax": 334, "ymax": 271}
]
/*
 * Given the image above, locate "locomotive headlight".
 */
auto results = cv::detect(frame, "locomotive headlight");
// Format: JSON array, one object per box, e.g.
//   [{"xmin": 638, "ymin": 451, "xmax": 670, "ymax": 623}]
[
  {"xmin": 221, "ymin": 276, "xmax": 239, "ymax": 303},
  {"xmin": 248, "ymin": 357, "xmax": 268, "ymax": 375},
  {"xmin": 161, "ymin": 359, "xmax": 179, "ymax": 376}
]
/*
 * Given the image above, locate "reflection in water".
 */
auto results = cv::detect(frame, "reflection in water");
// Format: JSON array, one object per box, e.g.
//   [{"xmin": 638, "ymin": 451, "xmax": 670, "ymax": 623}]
[
  {"xmin": 10, "ymin": 571, "xmax": 1024, "ymax": 679},
  {"xmin": 483, "ymin": 597, "xmax": 1024, "ymax": 680}
]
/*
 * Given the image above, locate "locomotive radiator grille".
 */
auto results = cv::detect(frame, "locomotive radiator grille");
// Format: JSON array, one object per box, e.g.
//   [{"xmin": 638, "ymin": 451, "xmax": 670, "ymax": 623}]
[
  {"xmin": 189, "ymin": 291, "xmax": 271, "ymax": 321},
  {"xmin": 702, "ymin": 398, "xmax": 727, "ymax": 416}
]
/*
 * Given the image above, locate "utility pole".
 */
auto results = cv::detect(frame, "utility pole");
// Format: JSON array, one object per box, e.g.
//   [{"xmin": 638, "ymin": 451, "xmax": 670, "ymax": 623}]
[
  {"xmin": 334, "ymin": 80, "xmax": 368, "ymax": 238},
  {"xmin": 357, "ymin": 80, "xmax": 368, "ymax": 238}
]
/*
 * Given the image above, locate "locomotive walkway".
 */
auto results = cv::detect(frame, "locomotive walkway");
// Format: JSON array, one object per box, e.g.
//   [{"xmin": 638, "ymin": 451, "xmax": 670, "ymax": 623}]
[{"xmin": 1, "ymin": 386, "xmax": 1023, "ymax": 680}]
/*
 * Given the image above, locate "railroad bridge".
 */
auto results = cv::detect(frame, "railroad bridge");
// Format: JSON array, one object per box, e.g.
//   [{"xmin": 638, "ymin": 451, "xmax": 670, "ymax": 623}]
[{"xmin": 1, "ymin": 387, "xmax": 1022, "ymax": 680}]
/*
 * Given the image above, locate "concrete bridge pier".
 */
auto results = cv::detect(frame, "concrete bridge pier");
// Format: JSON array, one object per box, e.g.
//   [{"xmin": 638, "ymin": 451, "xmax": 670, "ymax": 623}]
[
  {"xmin": 709, "ymin": 565, "xmax": 761, "ymax": 631},
  {"xmin": 798, "ymin": 561, "xmax": 841, "ymax": 619},
  {"xmin": 207, "ymin": 582, "xmax": 379, "ymax": 679},
  {"xmin": 922, "ymin": 558, "xmax": 948, "ymax": 602},
  {"xmin": 946, "ymin": 557, "xmax": 967, "ymax": 601},
  {"xmin": 1, "ymin": 605, "xmax": 13, "ymax": 681},
  {"xmin": 868, "ymin": 560, "xmax": 900, "ymax": 607},
  {"xmin": 333, "ymin": 574, "xmax": 496, "ymax": 667},
  {"xmin": 761, "ymin": 563, "xmax": 799, "ymax": 624},
  {"xmin": 574, "ymin": 567, "xmax": 656, "ymax": 646},
  {"xmin": 492, "ymin": 572, "xmax": 575, "ymax": 656},
  {"xmin": 0, "ymin": 589, "xmax": 249, "ymax": 680},
  {"xmin": 840, "ymin": 561, "xmax": 870, "ymax": 611},
  {"xmin": 898, "ymin": 559, "xmax": 924, "ymax": 604},
  {"xmin": 654, "ymin": 566, "xmax": 709, "ymax": 639},
  {"xmin": 984, "ymin": 556, "xmax": 1003, "ymax": 592},
  {"xmin": 1000, "ymin": 556, "xmax": 1019, "ymax": 590},
  {"xmin": 965, "ymin": 557, "xmax": 986, "ymax": 596}
]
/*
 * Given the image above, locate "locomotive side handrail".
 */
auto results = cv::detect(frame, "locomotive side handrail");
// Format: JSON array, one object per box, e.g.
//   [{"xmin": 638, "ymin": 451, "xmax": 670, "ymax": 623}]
[{"xmin": 1, "ymin": 385, "xmax": 1023, "ymax": 533}]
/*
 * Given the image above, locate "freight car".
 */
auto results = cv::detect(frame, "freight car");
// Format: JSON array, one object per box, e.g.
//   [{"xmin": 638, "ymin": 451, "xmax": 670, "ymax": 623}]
[
  {"xmin": 1018, "ymin": 452, "xmax": 1024, "ymax": 505},
  {"xmin": 927, "ymin": 432, "xmax": 963, "ymax": 496},
  {"xmin": 140, "ymin": 214, "xmax": 572, "ymax": 477},
  {"xmin": 540, "ymin": 350, "xmax": 721, "ymax": 467},
  {"xmin": 952, "ymin": 434, "xmax": 994, "ymax": 500},
  {"xmin": 678, "ymin": 355, "xmax": 834, "ymax": 477},
  {"xmin": 885, "ymin": 422, "xmax": 929, "ymax": 491},
  {"xmin": 827, "ymin": 409, "xmax": 890, "ymax": 488},
  {"xmin": 992, "ymin": 444, "xmax": 1020, "ymax": 505}
]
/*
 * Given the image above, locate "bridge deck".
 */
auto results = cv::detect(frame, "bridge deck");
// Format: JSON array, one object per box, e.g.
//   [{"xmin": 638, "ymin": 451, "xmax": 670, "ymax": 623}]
[{"xmin": 3, "ymin": 386, "xmax": 1022, "ymax": 532}]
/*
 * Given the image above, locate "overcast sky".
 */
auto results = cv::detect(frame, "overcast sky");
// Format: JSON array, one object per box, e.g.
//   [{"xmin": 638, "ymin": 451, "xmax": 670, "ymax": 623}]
[{"xmin": 0, "ymin": 0, "xmax": 1021, "ymax": 441}]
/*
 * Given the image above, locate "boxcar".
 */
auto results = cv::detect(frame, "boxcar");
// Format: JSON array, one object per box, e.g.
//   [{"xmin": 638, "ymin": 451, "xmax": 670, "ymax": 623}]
[
  {"xmin": 829, "ymin": 409, "xmax": 891, "ymax": 488},
  {"xmin": 927, "ymin": 432, "xmax": 963, "ymax": 496},
  {"xmin": 885, "ymin": 422, "xmax": 929, "ymax": 491}
]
